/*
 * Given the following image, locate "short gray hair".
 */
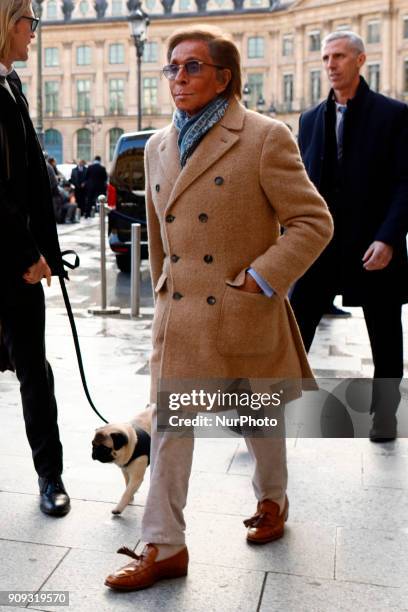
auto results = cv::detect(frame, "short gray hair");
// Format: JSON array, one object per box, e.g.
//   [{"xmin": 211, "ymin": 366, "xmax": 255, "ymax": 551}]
[{"xmin": 321, "ymin": 31, "xmax": 365, "ymax": 55}]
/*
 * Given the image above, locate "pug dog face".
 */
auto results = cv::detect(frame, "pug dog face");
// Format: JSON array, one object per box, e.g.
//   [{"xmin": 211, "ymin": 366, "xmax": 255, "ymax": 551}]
[{"xmin": 92, "ymin": 426, "xmax": 130, "ymax": 465}]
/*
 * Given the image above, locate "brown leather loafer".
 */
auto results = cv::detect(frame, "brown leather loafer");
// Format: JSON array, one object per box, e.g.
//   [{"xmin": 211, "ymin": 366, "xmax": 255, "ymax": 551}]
[
  {"xmin": 104, "ymin": 544, "xmax": 188, "ymax": 591},
  {"xmin": 244, "ymin": 496, "xmax": 289, "ymax": 544}
]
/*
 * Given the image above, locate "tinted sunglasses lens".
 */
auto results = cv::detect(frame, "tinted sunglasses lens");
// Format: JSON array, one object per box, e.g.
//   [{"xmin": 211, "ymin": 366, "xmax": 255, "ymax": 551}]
[
  {"xmin": 31, "ymin": 18, "xmax": 39, "ymax": 32},
  {"xmin": 163, "ymin": 65, "xmax": 178, "ymax": 80},
  {"xmin": 185, "ymin": 61, "xmax": 201, "ymax": 75}
]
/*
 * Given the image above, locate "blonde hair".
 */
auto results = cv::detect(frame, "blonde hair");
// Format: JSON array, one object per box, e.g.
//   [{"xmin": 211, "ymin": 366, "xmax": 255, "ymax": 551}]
[
  {"xmin": 0, "ymin": 0, "xmax": 32, "ymax": 61},
  {"xmin": 167, "ymin": 25, "xmax": 242, "ymax": 100}
]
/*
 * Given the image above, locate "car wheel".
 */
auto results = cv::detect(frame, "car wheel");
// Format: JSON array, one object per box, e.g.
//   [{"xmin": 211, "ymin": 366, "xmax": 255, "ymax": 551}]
[{"xmin": 116, "ymin": 254, "xmax": 131, "ymax": 273}]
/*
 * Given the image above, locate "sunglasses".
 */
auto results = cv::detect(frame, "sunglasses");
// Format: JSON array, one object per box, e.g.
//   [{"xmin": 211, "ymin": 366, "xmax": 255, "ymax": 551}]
[
  {"xmin": 162, "ymin": 60, "xmax": 225, "ymax": 80},
  {"xmin": 20, "ymin": 16, "xmax": 40, "ymax": 32}
]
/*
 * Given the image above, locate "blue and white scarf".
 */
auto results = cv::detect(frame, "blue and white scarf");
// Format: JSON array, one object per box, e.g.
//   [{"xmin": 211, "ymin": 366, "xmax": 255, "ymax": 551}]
[{"xmin": 173, "ymin": 96, "xmax": 229, "ymax": 167}]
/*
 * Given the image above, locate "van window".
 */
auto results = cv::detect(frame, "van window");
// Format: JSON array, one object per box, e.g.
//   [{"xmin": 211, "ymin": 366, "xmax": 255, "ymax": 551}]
[{"xmin": 114, "ymin": 134, "xmax": 153, "ymax": 191}]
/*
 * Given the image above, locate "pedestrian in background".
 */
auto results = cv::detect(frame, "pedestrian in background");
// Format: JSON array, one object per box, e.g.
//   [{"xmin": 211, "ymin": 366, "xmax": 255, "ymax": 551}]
[
  {"xmin": 84, "ymin": 155, "xmax": 107, "ymax": 218},
  {"xmin": 0, "ymin": 0, "xmax": 70, "ymax": 516},
  {"xmin": 290, "ymin": 31, "xmax": 408, "ymax": 441},
  {"xmin": 105, "ymin": 26, "xmax": 332, "ymax": 593},
  {"xmin": 69, "ymin": 159, "xmax": 87, "ymax": 217}
]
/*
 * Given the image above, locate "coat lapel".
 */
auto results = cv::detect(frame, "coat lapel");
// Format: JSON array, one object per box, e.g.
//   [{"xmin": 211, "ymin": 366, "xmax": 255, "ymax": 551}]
[
  {"xmin": 159, "ymin": 99, "xmax": 245, "ymax": 212},
  {"xmin": 156, "ymin": 124, "xmax": 181, "ymax": 188}
]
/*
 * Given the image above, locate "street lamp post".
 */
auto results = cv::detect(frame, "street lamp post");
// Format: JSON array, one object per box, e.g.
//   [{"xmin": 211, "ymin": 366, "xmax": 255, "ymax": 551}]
[
  {"xmin": 84, "ymin": 117, "xmax": 102, "ymax": 160},
  {"xmin": 242, "ymin": 83, "xmax": 251, "ymax": 109},
  {"xmin": 127, "ymin": 2, "xmax": 150, "ymax": 132},
  {"xmin": 34, "ymin": 0, "xmax": 44, "ymax": 148}
]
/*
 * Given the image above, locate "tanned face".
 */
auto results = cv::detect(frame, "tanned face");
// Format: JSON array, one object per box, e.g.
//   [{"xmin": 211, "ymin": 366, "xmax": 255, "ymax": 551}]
[{"xmin": 168, "ymin": 39, "xmax": 230, "ymax": 116}]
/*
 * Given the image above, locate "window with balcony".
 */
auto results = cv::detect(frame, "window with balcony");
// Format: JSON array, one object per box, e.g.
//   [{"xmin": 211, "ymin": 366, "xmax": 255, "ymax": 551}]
[
  {"xmin": 109, "ymin": 43, "xmax": 125, "ymax": 64},
  {"xmin": 77, "ymin": 128, "xmax": 91, "ymax": 161},
  {"xmin": 77, "ymin": 46, "xmax": 91, "ymax": 66},
  {"xmin": 77, "ymin": 79, "xmax": 91, "ymax": 114},
  {"xmin": 45, "ymin": 81, "xmax": 59, "ymax": 114},
  {"xmin": 282, "ymin": 35, "xmax": 294, "ymax": 57},
  {"xmin": 109, "ymin": 79, "xmax": 125, "ymax": 114},
  {"xmin": 248, "ymin": 37, "xmax": 265, "ymax": 59},
  {"xmin": 247, "ymin": 73, "xmax": 264, "ymax": 108},
  {"xmin": 21, "ymin": 82, "xmax": 28, "ymax": 98},
  {"xmin": 143, "ymin": 42, "xmax": 158, "ymax": 63},
  {"xmin": 143, "ymin": 77, "xmax": 158, "ymax": 113},
  {"xmin": 14, "ymin": 61, "xmax": 27, "ymax": 68},
  {"xmin": 109, "ymin": 128, "xmax": 124, "ymax": 161},
  {"xmin": 404, "ymin": 59, "xmax": 408, "ymax": 92},
  {"xmin": 46, "ymin": 0, "xmax": 57, "ymax": 19},
  {"xmin": 283, "ymin": 73, "xmax": 294, "ymax": 107},
  {"xmin": 309, "ymin": 31, "xmax": 321, "ymax": 52},
  {"xmin": 367, "ymin": 63, "xmax": 380, "ymax": 92},
  {"xmin": 367, "ymin": 20, "xmax": 381, "ymax": 44},
  {"xmin": 404, "ymin": 17, "xmax": 408, "ymax": 39},
  {"xmin": 45, "ymin": 47, "xmax": 59, "ymax": 67},
  {"xmin": 310, "ymin": 69, "xmax": 321, "ymax": 104}
]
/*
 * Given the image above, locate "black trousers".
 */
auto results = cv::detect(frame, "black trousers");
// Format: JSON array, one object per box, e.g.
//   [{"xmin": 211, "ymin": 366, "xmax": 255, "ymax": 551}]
[
  {"xmin": 0, "ymin": 281, "xmax": 63, "ymax": 477},
  {"xmin": 290, "ymin": 276, "xmax": 403, "ymax": 413}
]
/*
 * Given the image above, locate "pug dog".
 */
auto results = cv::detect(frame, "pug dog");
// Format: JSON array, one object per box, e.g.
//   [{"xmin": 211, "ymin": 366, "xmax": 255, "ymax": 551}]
[{"xmin": 92, "ymin": 408, "xmax": 151, "ymax": 514}]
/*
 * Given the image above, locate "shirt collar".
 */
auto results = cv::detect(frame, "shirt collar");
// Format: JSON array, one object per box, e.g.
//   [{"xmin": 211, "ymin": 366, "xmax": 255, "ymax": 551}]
[{"xmin": 0, "ymin": 63, "xmax": 14, "ymax": 78}]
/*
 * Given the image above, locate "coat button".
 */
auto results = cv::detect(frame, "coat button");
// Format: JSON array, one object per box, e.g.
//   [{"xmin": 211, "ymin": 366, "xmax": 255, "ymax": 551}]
[
  {"xmin": 171, "ymin": 254, "xmax": 180, "ymax": 263},
  {"xmin": 166, "ymin": 214, "xmax": 175, "ymax": 223},
  {"xmin": 207, "ymin": 296, "xmax": 216, "ymax": 305},
  {"xmin": 198, "ymin": 213, "xmax": 208, "ymax": 223},
  {"xmin": 173, "ymin": 292, "xmax": 183, "ymax": 300},
  {"xmin": 155, "ymin": 184, "xmax": 160, "ymax": 192},
  {"xmin": 214, "ymin": 176, "xmax": 224, "ymax": 186},
  {"xmin": 203, "ymin": 254, "xmax": 213, "ymax": 264}
]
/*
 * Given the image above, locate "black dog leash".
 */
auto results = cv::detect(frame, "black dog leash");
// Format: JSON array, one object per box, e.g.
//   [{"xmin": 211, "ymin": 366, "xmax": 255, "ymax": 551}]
[{"xmin": 60, "ymin": 250, "xmax": 109, "ymax": 424}]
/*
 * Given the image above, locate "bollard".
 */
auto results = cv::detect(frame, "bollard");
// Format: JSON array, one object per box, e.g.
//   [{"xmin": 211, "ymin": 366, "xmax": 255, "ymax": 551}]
[
  {"xmin": 130, "ymin": 223, "xmax": 141, "ymax": 317},
  {"xmin": 88, "ymin": 195, "xmax": 121, "ymax": 316}
]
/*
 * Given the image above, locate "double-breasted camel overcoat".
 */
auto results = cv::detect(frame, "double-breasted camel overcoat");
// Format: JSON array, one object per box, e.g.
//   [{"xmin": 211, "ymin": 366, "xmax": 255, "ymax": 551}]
[{"xmin": 145, "ymin": 99, "xmax": 334, "ymax": 403}]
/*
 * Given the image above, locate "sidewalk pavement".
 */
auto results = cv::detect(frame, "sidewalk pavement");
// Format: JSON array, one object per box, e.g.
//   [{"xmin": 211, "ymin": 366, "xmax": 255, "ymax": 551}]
[{"xmin": 0, "ymin": 298, "xmax": 407, "ymax": 612}]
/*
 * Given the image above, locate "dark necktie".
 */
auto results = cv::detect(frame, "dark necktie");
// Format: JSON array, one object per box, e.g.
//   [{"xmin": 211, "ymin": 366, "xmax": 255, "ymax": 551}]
[{"xmin": 337, "ymin": 106, "xmax": 347, "ymax": 160}]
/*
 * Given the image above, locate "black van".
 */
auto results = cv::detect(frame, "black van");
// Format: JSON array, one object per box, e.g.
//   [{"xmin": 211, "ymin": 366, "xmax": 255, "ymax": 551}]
[{"xmin": 107, "ymin": 129, "xmax": 155, "ymax": 272}]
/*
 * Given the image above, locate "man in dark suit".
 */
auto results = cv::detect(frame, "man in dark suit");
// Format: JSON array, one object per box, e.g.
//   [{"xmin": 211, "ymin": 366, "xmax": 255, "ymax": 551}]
[
  {"xmin": 69, "ymin": 160, "xmax": 87, "ymax": 217},
  {"xmin": 290, "ymin": 31, "xmax": 408, "ymax": 442},
  {"xmin": 0, "ymin": 0, "xmax": 70, "ymax": 515},
  {"xmin": 84, "ymin": 155, "xmax": 107, "ymax": 218}
]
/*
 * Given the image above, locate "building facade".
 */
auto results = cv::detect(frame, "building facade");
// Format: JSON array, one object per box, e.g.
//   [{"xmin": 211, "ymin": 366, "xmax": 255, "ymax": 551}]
[{"xmin": 17, "ymin": 0, "xmax": 408, "ymax": 164}]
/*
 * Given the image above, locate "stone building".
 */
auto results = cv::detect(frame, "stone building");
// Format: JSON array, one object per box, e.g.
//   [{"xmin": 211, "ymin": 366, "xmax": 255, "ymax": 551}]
[{"xmin": 17, "ymin": 0, "xmax": 408, "ymax": 164}]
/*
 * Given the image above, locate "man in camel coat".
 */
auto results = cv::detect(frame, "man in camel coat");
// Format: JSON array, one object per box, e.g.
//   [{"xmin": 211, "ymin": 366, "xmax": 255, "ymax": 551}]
[{"xmin": 105, "ymin": 26, "xmax": 333, "ymax": 592}]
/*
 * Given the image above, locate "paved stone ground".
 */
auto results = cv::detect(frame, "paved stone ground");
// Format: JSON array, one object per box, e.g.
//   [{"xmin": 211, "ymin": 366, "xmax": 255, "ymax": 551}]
[{"xmin": 0, "ymin": 252, "xmax": 407, "ymax": 611}]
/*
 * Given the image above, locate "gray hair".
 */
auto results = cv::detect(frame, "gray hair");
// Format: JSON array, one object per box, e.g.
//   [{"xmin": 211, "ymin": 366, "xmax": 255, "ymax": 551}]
[{"xmin": 321, "ymin": 31, "xmax": 365, "ymax": 55}]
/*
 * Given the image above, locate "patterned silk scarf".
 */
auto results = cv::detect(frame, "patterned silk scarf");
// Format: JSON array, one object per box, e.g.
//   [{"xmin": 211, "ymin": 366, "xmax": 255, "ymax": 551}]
[{"xmin": 173, "ymin": 95, "xmax": 229, "ymax": 167}]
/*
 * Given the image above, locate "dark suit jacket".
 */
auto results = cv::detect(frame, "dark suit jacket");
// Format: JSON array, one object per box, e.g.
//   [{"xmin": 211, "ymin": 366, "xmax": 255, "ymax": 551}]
[
  {"xmin": 298, "ymin": 77, "xmax": 408, "ymax": 305},
  {"xmin": 0, "ymin": 71, "xmax": 64, "ymax": 283},
  {"xmin": 85, "ymin": 161, "xmax": 107, "ymax": 198},
  {"xmin": 70, "ymin": 165, "xmax": 87, "ymax": 190}
]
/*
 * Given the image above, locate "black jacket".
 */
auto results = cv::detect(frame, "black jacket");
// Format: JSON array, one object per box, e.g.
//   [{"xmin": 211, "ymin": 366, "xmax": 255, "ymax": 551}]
[
  {"xmin": 70, "ymin": 165, "xmax": 87, "ymax": 190},
  {"xmin": 0, "ymin": 71, "xmax": 64, "ymax": 283},
  {"xmin": 298, "ymin": 77, "xmax": 408, "ymax": 305},
  {"xmin": 85, "ymin": 161, "xmax": 107, "ymax": 197}
]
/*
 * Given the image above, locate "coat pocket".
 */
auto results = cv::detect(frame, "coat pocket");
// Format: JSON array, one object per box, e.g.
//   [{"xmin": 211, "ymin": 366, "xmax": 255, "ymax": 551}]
[
  {"xmin": 216, "ymin": 285, "xmax": 283, "ymax": 356},
  {"xmin": 152, "ymin": 273, "xmax": 168, "ymax": 346}
]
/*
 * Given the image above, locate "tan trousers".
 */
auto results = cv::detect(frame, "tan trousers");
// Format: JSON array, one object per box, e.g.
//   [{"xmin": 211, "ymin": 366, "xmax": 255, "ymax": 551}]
[{"xmin": 141, "ymin": 405, "xmax": 288, "ymax": 546}]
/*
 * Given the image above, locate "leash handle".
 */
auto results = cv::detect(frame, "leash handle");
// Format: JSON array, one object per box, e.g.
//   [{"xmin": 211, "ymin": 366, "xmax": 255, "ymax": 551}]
[{"xmin": 60, "ymin": 250, "xmax": 109, "ymax": 424}]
